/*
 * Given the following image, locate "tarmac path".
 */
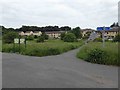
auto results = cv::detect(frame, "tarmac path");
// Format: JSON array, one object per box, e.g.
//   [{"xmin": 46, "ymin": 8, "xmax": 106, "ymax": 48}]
[{"xmin": 2, "ymin": 48, "xmax": 118, "ymax": 88}]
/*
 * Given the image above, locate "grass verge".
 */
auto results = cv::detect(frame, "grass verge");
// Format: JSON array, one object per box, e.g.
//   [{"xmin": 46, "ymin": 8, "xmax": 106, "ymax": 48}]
[
  {"xmin": 77, "ymin": 42, "xmax": 119, "ymax": 66},
  {"xmin": 2, "ymin": 40, "xmax": 83, "ymax": 57}
]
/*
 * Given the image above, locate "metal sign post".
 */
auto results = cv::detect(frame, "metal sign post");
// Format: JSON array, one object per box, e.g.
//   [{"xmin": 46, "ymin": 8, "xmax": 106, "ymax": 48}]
[
  {"xmin": 97, "ymin": 26, "xmax": 110, "ymax": 48},
  {"xmin": 102, "ymin": 28, "xmax": 105, "ymax": 48}
]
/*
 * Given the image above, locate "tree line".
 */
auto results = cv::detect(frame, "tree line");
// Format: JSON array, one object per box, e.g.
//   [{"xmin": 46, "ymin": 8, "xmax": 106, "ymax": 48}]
[{"xmin": 0, "ymin": 25, "xmax": 72, "ymax": 32}]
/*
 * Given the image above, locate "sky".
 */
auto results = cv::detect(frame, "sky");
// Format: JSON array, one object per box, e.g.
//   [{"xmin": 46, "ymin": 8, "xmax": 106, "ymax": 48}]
[{"xmin": 0, "ymin": 0, "xmax": 119, "ymax": 29}]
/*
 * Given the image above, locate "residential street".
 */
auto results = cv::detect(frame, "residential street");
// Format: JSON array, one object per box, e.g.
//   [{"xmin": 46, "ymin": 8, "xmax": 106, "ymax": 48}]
[{"xmin": 2, "ymin": 48, "xmax": 118, "ymax": 88}]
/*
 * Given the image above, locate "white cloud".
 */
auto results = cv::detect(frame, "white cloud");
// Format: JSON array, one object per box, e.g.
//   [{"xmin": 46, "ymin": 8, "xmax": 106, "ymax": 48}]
[{"xmin": 0, "ymin": 0, "xmax": 119, "ymax": 29}]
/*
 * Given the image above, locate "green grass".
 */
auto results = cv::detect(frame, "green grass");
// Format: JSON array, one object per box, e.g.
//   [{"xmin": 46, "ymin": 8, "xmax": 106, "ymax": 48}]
[
  {"xmin": 77, "ymin": 42, "xmax": 119, "ymax": 66},
  {"xmin": 2, "ymin": 39, "xmax": 83, "ymax": 57}
]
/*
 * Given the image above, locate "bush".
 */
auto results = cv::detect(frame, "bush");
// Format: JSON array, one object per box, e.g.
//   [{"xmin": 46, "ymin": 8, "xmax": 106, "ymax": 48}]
[
  {"xmin": 85, "ymin": 48, "xmax": 108, "ymax": 64},
  {"xmin": 36, "ymin": 36, "xmax": 44, "ymax": 42},
  {"xmin": 41, "ymin": 32, "xmax": 49, "ymax": 40},
  {"xmin": 94, "ymin": 38, "xmax": 102, "ymax": 42},
  {"xmin": 26, "ymin": 35, "xmax": 34, "ymax": 40},
  {"xmin": 113, "ymin": 34, "xmax": 120, "ymax": 42},
  {"xmin": 63, "ymin": 33, "xmax": 76, "ymax": 42},
  {"xmin": 60, "ymin": 32, "xmax": 66, "ymax": 40},
  {"xmin": 34, "ymin": 35, "xmax": 38, "ymax": 39},
  {"xmin": 3, "ymin": 31, "xmax": 18, "ymax": 43}
]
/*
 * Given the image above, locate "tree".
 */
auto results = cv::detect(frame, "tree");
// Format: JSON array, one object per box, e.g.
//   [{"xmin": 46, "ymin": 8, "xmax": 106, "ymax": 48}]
[
  {"xmin": 36, "ymin": 36, "xmax": 44, "ymax": 43},
  {"xmin": 63, "ymin": 33, "xmax": 76, "ymax": 42},
  {"xmin": 60, "ymin": 26, "xmax": 71, "ymax": 31},
  {"xmin": 26, "ymin": 35, "xmax": 34, "ymax": 40},
  {"xmin": 110, "ymin": 22, "xmax": 119, "ymax": 28},
  {"xmin": 60, "ymin": 32, "xmax": 66, "ymax": 40},
  {"xmin": 116, "ymin": 22, "xmax": 119, "ymax": 27},
  {"xmin": 41, "ymin": 32, "xmax": 49, "ymax": 40},
  {"xmin": 3, "ymin": 31, "xmax": 19, "ymax": 43},
  {"xmin": 113, "ymin": 34, "xmax": 120, "ymax": 42},
  {"xmin": 110, "ymin": 22, "xmax": 116, "ymax": 28},
  {"xmin": 71, "ymin": 27, "xmax": 82, "ymax": 39}
]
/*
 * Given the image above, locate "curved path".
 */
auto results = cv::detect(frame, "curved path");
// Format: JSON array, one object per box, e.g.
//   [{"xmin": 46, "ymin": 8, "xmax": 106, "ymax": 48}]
[{"xmin": 2, "ymin": 48, "xmax": 118, "ymax": 88}]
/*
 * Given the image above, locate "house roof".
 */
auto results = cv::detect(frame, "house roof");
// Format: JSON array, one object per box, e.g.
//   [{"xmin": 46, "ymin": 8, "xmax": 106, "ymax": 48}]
[
  {"xmin": 33, "ymin": 31, "xmax": 41, "ymax": 33},
  {"xmin": 25, "ymin": 31, "xmax": 33, "ymax": 33}
]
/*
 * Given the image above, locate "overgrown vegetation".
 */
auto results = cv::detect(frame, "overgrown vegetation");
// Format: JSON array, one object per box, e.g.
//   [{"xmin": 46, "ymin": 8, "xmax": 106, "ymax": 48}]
[
  {"xmin": 77, "ymin": 42, "xmax": 119, "ymax": 66},
  {"xmin": 2, "ymin": 40, "xmax": 83, "ymax": 57},
  {"xmin": 26, "ymin": 35, "xmax": 34, "ymax": 41},
  {"xmin": 36, "ymin": 36, "xmax": 45, "ymax": 43},
  {"xmin": 93, "ymin": 37, "xmax": 102, "ymax": 42},
  {"xmin": 3, "ymin": 31, "xmax": 19, "ymax": 43},
  {"xmin": 113, "ymin": 34, "xmax": 120, "ymax": 42}
]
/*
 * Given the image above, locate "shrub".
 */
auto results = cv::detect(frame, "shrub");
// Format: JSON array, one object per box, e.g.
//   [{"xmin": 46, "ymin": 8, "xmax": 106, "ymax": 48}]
[
  {"xmin": 63, "ymin": 33, "xmax": 76, "ymax": 42},
  {"xmin": 26, "ymin": 35, "xmax": 34, "ymax": 40},
  {"xmin": 60, "ymin": 32, "xmax": 66, "ymax": 40},
  {"xmin": 36, "ymin": 36, "xmax": 44, "ymax": 42},
  {"xmin": 113, "ymin": 34, "xmax": 120, "ymax": 42},
  {"xmin": 41, "ymin": 32, "xmax": 49, "ymax": 40},
  {"xmin": 85, "ymin": 48, "xmax": 107, "ymax": 64},
  {"xmin": 34, "ymin": 35, "xmax": 38, "ymax": 39},
  {"xmin": 3, "ymin": 31, "xmax": 18, "ymax": 43}
]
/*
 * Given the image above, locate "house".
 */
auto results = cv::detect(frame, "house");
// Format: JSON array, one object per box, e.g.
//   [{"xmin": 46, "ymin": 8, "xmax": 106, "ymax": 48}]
[
  {"xmin": 33, "ymin": 31, "xmax": 42, "ymax": 36},
  {"xmin": 81, "ymin": 29, "xmax": 95, "ymax": 37},
  {"xmin": 19, "ymin": 31, "xmax": 42, "ymax": 36},
  {"xmin": 19, "ymin": 31, "xmax": 25, "ymax": 36},
  {"xmin": 45, "ymin": 31, "xmax": 61, "ymax": 38},
  {"xmin": 96, "ymin": 27, "xmax": 120, "ymax": 39}
]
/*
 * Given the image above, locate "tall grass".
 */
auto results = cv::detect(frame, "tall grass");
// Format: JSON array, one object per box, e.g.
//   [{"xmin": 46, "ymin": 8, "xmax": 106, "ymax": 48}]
[
  {"xmin": 77, "ymin": 42, "xmax": 119, "ymax": 66},
  {"xmin": 2, "ymin": 40, "xmax": 83, "ymax": 57}
]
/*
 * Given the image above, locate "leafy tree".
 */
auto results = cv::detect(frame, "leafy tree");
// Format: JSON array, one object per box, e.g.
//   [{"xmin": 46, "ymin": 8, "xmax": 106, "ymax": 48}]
[
  {"xmin": 41, "ymin": 32, "xmax": 49, "ymax": 40},
  {"xmin": 116, "ymin": 22, "xmax": 119, "ymax": 27},
  {"xmin": 3, "ymin": 31, "xmax": 19, "ymax": 43},
  {"xmin": 110, "ymin": 22, "xmax": 119, "ymax": 28},
  {"xmin": 71, "ymin": 27, "xmax": 82, "ymax": 39},
  {"xmin": 63, "ymin": 33, "xmax": 76, "ymax": 42},
  {"xmin": 37, "ymin": 36, "xmax": 44, "ymax": 42},
  {"xmin": 113, "ymin": 34, "xmax": 120, "ymax": 42},
  {"xmin": 60, "ymin": 32, "xmax": 66, "ymax": 40},
  {"xmin": 26, "ymin": 35, "xmax": 34, "ymax": 40},
  {"xmin": 110, "ymin": 22, "xmax": 116, "ymax": 28},
  {"xmin": 60, "ymin": 26, "xmax": 71, "ymax": 31}
]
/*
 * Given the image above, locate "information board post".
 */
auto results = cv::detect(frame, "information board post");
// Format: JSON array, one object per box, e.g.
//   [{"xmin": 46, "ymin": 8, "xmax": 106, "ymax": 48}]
[{"xmin": 14, "ymin": 37, "xmax": 26, "ymax": 53}]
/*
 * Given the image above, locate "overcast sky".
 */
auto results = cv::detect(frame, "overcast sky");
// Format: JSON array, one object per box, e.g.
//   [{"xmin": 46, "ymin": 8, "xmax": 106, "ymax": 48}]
[{"xmin": 0, "ymin": 0, "xmax": 119, "ymax": 29}]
